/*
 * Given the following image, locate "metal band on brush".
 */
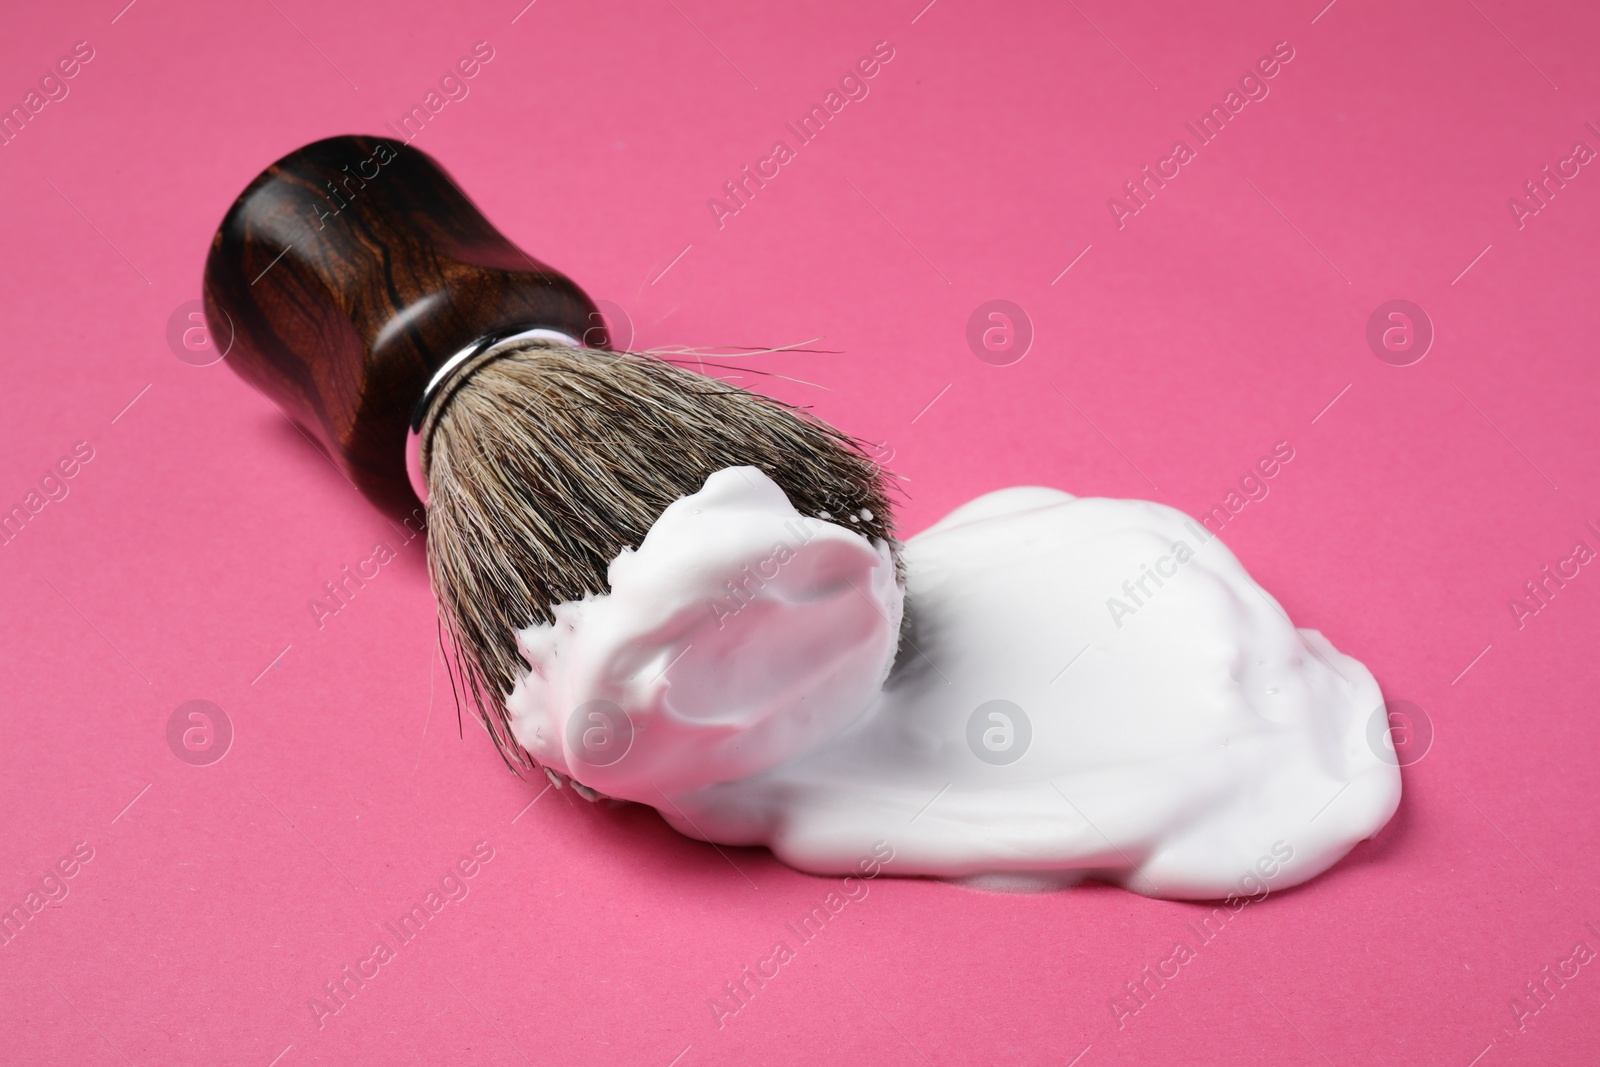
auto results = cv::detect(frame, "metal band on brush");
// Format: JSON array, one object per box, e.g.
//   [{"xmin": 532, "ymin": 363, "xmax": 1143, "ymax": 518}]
[{"xmin": 405, "ymin": 327, "xmax": 584, "ymax": 505}]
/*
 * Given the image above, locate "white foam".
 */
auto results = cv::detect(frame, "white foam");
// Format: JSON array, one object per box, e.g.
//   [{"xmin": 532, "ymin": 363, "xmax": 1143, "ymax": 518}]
[{"xmin": 506, "ymin": 467, "xmax": 1400, "ymax": 900}]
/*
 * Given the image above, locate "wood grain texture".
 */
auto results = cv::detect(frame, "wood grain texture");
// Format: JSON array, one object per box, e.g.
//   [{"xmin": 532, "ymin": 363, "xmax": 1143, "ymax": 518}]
[{"xmin": 202, "ymin": 134, "xmax": 604, "ymax": 514}]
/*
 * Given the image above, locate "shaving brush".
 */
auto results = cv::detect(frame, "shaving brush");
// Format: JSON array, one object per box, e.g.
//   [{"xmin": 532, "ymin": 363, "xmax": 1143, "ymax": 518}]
[{"xmin": 204, "ymin": 135, "xmax": 897, "ymax": 772}]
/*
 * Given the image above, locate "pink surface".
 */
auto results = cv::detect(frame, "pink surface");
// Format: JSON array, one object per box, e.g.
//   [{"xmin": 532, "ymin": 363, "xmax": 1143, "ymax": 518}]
[{"xmin": 2, "ymin": 0, "xmax": 1598, "ymax": 1063}]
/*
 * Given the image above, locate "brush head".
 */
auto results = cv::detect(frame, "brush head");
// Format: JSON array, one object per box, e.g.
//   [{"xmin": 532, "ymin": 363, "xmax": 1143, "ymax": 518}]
[{"xmin": 423, "ymin": 339, "xmax": 899, "ymax": 772}]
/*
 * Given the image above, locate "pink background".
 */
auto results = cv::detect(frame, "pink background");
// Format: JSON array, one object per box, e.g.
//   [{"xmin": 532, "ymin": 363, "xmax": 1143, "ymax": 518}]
[{"xmin": 2, "ymin": 0, "xmax": 1598, "ymax": 1063}]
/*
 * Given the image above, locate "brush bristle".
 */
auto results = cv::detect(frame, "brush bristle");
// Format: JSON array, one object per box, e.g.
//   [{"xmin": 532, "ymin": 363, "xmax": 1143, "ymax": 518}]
[{"xmin": 424, "ymin": 340, "xmax": 899, "ymax": 774}]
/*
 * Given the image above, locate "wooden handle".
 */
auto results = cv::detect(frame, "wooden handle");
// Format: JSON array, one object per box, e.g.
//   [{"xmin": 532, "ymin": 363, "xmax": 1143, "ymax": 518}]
[{"xmin": 203, "ymin": 134, "xmax": 604, "ymax": 514}]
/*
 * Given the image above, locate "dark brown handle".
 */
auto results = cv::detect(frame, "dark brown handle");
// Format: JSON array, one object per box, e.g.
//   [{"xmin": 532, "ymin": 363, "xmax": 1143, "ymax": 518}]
[{"xmin": 203, "ymin": 134, "xmax": 604, "ymax": 514}]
